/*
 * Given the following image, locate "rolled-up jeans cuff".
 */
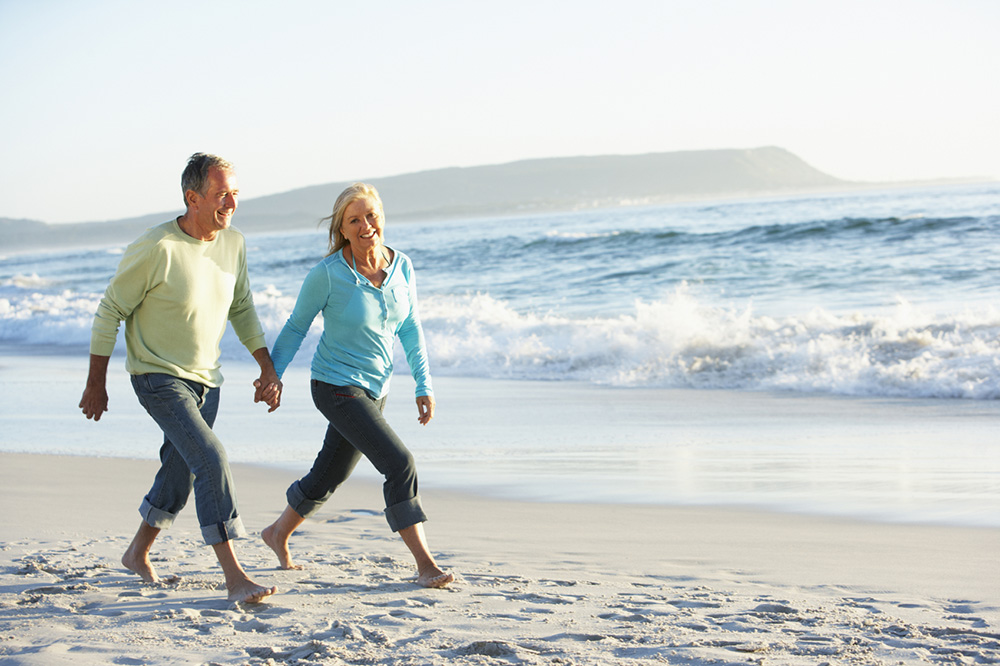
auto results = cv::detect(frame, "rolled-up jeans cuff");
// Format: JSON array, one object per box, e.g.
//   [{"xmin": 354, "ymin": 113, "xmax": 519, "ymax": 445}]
[
  {"xmin": 139, "ymin": 497, "xmax": 247, "ymax": 545},
  {"xmin": 286, "ymin": 481, "xmax": 326, "ymax": 519},
  {"xmin": 199, "ymin": 516, "xmax": 248, "ymax": 545},
  {"xmin": 385, "ymin": 496, "xmax": 427, "ymax": 532},
  {"xmin": 139, "ymin": 497, "xmax": 178, "ymax": 530}
]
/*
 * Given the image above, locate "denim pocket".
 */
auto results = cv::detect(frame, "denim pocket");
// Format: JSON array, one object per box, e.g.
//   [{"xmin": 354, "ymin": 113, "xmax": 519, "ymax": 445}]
[{"xmin": 312, "ymin": 382, "xmax": 370, "ymax": 411}]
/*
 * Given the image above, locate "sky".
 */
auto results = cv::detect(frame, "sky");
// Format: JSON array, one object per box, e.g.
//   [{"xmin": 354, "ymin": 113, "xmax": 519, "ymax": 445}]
[{"xmin": 1, "ymin": 0, "xmax": 997, "ymax": 224}]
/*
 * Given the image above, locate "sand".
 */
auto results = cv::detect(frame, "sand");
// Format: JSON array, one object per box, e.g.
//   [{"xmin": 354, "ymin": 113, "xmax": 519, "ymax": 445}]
[{"xmin": 1, "ymin": 451, "xmax": 998, "ymax": 665}]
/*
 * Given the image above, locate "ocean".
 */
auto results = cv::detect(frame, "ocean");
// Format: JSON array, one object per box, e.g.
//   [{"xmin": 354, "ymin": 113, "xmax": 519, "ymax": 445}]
[
  {"xmin": 5, "ymin": 182, "xmax": 997, "ymax": 398},
  {"xmin": 2, "ymin": 182, "xmax": 998, "ymax": 525}
]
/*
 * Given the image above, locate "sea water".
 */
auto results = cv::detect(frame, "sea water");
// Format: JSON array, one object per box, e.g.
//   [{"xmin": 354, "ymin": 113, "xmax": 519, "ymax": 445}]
[{"xmin": 2, "ymin": 182, "xmax": 998, "ymax": 524}]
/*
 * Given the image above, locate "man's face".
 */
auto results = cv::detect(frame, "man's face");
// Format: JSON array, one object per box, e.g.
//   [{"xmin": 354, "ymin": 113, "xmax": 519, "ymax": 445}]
[{"xmin": 190, "ymin": 167, "xmax": 238, "ymax": 236}]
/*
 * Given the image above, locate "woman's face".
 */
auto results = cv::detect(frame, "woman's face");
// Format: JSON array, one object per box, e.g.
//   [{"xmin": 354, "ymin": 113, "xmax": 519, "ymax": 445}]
[{"xmin": 341, "ymin": 197, "xmax": 384, "ymax": 252}]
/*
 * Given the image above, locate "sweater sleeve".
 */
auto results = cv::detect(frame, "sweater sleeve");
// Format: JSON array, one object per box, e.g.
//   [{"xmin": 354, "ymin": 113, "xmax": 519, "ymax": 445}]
[
  {"xmin": 396, "ymin": 261, "xmax": 433, "ymax": 397},
  {"xmin": 89, "ymin": 235, "xmax": 159, "ymax": 356},
  {"xmin": 227, "ymin": 237, "xmax": 267, "ymax": 353},
  {"xmin": 270, "ymin": 261, "xmax": 329, "ymax": 379}
]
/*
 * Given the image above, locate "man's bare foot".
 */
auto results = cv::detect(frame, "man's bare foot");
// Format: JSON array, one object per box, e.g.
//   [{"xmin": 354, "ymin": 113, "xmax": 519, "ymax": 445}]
[
  {"xmin": 416, "ymin": 566, "xmax": 454, "ymax": 589},
  {"xmin": 121, "ymin": 549, "xmax": 178, "ymax": 584},
  {"xmin": 261, "ymin": 524, "xmax": 303, "ymax": 570},
  {"xmin": 227, "ymin": 581, "xmax": 277, "ymax": 604}
]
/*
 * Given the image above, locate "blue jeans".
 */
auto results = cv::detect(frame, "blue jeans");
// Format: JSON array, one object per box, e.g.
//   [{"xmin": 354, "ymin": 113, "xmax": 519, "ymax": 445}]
[
  {"xmin": 131, "ymin": 373, "xmax": 247, "ymax": 545},
  {"xmin": 286, "ymin": 381, "xmax": 427, "ymax": 532}
]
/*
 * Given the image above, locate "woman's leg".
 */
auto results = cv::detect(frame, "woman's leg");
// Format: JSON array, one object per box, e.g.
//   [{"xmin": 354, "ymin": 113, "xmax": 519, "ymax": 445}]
[
  {"xmin": 310, "ymin": 384, "xmax": 426, "ymax": 529},
  {"xmin": 398, "ymin": 522, "xmax": 454, "ymax": 588},
  {"xmin": 310, "ymin": 383, "xmax": 449, "ymax": 586},
  {"xmin": 262, "ymin": 505, "xmax": 306, "ymax": 570}
]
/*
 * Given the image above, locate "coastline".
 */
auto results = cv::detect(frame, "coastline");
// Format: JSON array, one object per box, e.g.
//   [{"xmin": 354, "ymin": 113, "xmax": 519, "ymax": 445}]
[{"xmin": 4, "ymin": 348, "xmax": 998, "ymax": 527}]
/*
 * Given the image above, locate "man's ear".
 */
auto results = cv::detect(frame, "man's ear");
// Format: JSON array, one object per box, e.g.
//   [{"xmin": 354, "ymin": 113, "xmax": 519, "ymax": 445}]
[{"xmin": 185, "ymin": 189, "xmax": 199, "ymax": 209}]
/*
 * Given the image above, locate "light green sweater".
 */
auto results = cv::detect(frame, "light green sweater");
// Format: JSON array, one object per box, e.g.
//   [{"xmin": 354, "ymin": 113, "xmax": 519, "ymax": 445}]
[{"xmin": 90, "ymin": 220, "xmax": 266, "ymax": 387}]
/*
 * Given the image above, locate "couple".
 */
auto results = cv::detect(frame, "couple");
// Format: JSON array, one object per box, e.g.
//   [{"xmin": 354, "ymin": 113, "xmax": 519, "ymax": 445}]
[{"xmin": 79, "ymin": 153, "xmax": 452, "ymax": 603}]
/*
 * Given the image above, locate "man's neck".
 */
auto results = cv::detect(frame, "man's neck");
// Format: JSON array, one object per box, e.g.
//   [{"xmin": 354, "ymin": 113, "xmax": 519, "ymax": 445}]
[{"xmin": 177, "ymin": 213, "xmax": 218, "ymax": 241}]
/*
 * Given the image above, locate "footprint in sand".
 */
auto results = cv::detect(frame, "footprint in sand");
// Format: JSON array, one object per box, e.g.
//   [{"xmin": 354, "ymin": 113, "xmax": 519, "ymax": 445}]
[
  {"xmin": 326, "ymin": 509, "xmax": 383, "ymax": 523},
  {"xmin": 386, "ymin": 609, "xmax": 431, "ymax": 621},
  {"xmin": 750, "ymin": 602, "xmax": 800, "ymax": 615},
  {"xmin": 508, "ymin": 592, "xmax": 582, "ymax": 605},
  {"xmin": 598, "ymin": 611, "xmax": 653, "ymax": 623},
  {"xmin": 457, "ymin": 641, "xmax": 518, "ymax": 657},
  {"xmin": 668, "ymin": 598, "xmax": 722, "ymax": 609},
  {"xmin": 246, "ymin": 642, "xmax": 331, "ymax": 662},
  {"xmin": 233, "ymin": 617, "xmax": 271, "ymax": 633}
]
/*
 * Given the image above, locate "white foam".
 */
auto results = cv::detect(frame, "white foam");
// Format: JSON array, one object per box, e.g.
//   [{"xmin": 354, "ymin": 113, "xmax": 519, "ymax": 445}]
[
  {"xmin": 3, "ymin": 281, "xmax": 998, "ymax": 400},
  {"xmin": 412, "ymin": 287, "xmax": 1000, "ymax": 399}
]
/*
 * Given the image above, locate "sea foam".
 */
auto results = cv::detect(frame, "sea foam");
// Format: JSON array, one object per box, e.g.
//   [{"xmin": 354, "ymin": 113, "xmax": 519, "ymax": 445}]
[
  {"xmin": 2, "ymin": 282, "xmax": 997, "ymax": 399},
  {"xmin": 415, "ymin": 288, "xmax": 1000, "ymax": 399}
]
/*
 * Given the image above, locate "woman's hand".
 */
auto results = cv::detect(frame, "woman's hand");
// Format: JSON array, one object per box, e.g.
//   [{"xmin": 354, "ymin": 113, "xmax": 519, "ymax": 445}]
[{"xmin": 416, "ymin": 395, "xmax": 436, "ymax": 425}]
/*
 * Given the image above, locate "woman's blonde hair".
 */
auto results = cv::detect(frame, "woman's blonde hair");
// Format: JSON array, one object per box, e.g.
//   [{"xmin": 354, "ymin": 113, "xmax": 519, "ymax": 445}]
[{"xmin": 323, "ymin": 182, "xmax": 385, "ymax": 256}]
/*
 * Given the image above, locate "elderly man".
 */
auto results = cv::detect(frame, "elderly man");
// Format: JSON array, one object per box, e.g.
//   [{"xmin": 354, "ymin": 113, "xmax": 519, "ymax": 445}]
[{"xmin": 79, "ymin": 153, "xmax": 280, "ymax": 603}]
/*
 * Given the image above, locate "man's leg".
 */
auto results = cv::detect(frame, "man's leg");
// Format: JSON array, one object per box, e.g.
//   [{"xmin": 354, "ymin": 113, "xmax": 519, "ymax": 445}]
[
  {"xmin": 130, "ymin": 373, "xmax": 273, "ymax": 600},
  {"xmin": 121, "ymin": 522, "xmax": 171, "ymax": 583},
  {"xmin": 132, "ymin": 374, "xmax": 245, "ymax": 541}
]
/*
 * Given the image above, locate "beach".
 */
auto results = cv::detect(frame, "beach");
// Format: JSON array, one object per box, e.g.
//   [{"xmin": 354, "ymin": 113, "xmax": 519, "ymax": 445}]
[{"xmin": 1, "ymin": 353, "xmax": 998, "ymax": 665}]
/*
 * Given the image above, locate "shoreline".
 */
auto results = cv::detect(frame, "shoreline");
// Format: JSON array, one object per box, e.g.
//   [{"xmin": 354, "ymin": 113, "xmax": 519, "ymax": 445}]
[{"xmin": 3, "ymin": 349, "xmax": 1000, "ymax": 529}]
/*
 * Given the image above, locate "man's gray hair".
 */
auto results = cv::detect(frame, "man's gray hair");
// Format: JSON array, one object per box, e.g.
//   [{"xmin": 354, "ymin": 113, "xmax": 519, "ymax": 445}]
[{"xmin": 181, "ymin": 153, "xmax": 234, "ymax": 205}]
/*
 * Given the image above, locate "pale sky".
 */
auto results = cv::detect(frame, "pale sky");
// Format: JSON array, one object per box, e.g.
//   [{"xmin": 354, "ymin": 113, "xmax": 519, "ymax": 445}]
[{"xmin": 1, "ymin": 0, "xmax": 997, "ymax": 224}]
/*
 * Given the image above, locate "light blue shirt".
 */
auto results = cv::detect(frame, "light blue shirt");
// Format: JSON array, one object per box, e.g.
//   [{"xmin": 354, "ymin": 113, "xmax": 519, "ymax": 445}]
[{"xmin": 270, "ymin": 247, "xmax": 432, "ymax": 399}]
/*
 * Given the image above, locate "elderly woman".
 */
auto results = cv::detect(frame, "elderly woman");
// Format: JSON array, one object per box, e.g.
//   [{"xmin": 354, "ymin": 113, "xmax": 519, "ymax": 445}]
[{"xmin": 261, "ymin": 183, "xmax": 452, "ymax": 588}]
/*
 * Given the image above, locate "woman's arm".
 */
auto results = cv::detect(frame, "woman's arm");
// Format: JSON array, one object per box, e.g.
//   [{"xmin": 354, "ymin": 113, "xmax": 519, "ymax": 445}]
[{"xmin": 270, "ymin": 262, "xmax": 331, "ymax": 378}]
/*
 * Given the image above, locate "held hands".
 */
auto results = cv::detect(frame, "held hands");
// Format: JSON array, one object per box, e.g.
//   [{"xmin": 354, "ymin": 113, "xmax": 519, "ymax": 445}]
[
  {"xmin": 253, "ymin": 375, "xmax": 283, "ymax": 412},
  {"xmin": 251, "ymin": 348, "xmax": 281, "ymax": 412},
  {"xmin": 416, "ymin": 395, "xmax": 435, "ymax": 425}
]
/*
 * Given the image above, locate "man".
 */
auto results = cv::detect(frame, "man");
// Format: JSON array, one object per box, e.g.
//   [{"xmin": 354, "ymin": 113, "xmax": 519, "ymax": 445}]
[{"xmin": 79, "ymin": 153, "xmax": 280, "ymax": 604}]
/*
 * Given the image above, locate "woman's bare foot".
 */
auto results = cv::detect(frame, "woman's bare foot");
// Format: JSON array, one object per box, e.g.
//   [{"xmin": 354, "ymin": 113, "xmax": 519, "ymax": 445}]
[
  {"xmin": 262, "ymin": 523, "xmax": 303, "ymax": 570},
  {"xmin": 227, "ymin": 580, "xmax": 277, "ymax": 604},
  {"xmin": 416, "ymin": 565, "xmax": 454, "ymax": 588}
]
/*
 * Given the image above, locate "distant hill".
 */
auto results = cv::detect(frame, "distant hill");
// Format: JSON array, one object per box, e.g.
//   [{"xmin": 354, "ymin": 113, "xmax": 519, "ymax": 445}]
[{"xmin": 3, "ymin": 147, "xmax": 856, "ymax": 252}]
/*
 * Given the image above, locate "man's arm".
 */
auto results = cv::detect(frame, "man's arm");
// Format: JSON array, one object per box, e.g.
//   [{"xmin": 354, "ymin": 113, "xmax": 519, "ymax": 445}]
[
  {"xmin": 252, "ymin": 347, "xmax": 282, "ymax": 412},
  {"xmin": 79, "ymin": 354, "xmax": 111, "ymax": 421}
]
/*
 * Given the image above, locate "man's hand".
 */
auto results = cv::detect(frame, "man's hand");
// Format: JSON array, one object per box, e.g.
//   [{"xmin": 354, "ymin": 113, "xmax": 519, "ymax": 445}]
[
  {"xmin": 80, "ymin": 354, "xmax": 111, "ymax": 421},
  {"xmin": 416, "ymin": 395, "xmax": 435, "ymax": 425},
  {"xmin": 251, "ymin": 347, "xmax": 282, "ymax": 412},
  {"xmin": 253, "ymin": 376, "xmax": 282, "ymax": 412}
]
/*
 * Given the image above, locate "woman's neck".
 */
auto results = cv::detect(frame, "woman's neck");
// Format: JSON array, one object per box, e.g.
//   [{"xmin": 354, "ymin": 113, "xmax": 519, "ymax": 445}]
[
  {"xmin": 345, "ymin": 244, "xmax": 383, "ymax": 271},
  {"xmin": 344, "ymin": 244, "xmax": 391, "ymax": 287}
]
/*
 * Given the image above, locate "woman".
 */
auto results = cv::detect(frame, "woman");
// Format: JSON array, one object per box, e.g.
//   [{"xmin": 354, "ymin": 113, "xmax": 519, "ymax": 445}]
[{"xmin": 261, "ymin": 183, "xmax": 452, "ymax": 588}]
